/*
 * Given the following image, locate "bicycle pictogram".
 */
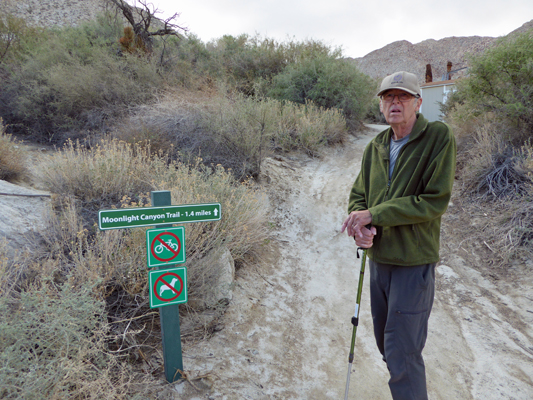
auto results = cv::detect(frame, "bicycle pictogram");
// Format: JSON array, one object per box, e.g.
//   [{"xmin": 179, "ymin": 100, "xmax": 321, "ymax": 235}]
[{"xmin": 154, "ymin": 239, "xmax": 179, "ymax": 254}]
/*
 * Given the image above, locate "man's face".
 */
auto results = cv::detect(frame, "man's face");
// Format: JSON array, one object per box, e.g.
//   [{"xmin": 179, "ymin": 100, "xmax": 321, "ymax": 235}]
[{"xmin": 379, "ymin": 89, "xmax": 422, "ymax": 126}]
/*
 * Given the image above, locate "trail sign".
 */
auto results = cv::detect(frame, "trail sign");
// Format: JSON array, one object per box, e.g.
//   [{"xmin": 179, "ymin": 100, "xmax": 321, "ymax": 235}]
[
  {"xmin": 96, "ymin": 191, "xmax": 222, "ymax": 383},
  {"xmin": 149, "ymin": 267, "xmax": 188, "ymax": 308},
  {"xmin": 98, "ymin": 203, "xmax": 221, "ymax": 230},
  {"xmin": 146, "ymin": 227, "xmax": 185, "ymax": 268}
]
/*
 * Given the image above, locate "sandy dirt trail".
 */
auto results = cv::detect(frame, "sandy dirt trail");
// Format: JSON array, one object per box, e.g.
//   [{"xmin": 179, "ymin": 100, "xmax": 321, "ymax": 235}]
[{"xmin": 177, "ymin": 126, "xmax": 533, "ymax": 399}]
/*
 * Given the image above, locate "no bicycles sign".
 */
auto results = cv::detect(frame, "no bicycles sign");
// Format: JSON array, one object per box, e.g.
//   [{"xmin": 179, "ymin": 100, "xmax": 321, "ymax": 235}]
[{"xmin": 146, "ymin": 227, "xmax": 185, "ymax": 268}]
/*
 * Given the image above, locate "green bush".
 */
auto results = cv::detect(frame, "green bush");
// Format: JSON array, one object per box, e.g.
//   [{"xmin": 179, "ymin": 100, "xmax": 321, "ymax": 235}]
[
  {"xmin": 0, "ymin": 278, "xmax": 166, "ymax": 399},
  {"xmin": 0, "ymin": 14, "xmax": 32, "ymax": 63},
  {"xmin": 267, "ymin": 55, "xmax": 375, "ymax": 126},
  {"xmin": 365, "ymin": 97, "xmax": 387, "ymax": 124},
  {"xmin": 0, "ymin": 15, "xmax": 163, "ymax": 140},
  {"xmin": 5, "ymin": 50, "xmax": 161, "ymax": 139},
  {"xmin": 448, "ymin": 29, "xmax": 533, "ymax": 191},
  {"xmin": 0, "ymin": 283, "xmax": 106, "ymax": 399},
  {"xmin": 203, "ymin": 35, "xmax": 334, "ymax": 96},
  {"xmin": 452, "ymin": 29, "xmax": 533, "ymax": 141}
]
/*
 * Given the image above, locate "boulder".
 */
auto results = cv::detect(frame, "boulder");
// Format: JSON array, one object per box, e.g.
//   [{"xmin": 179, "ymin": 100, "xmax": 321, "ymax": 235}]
[{"xmin": 0, "ymin": 180, "xmax": 51, "ymax": 255}]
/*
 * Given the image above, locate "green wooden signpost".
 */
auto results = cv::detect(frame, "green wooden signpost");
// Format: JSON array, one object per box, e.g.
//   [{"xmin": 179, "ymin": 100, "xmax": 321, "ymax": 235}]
[
  {"xmin": 150, "ymin": 191, "xmax": 184, "ymax": 383},
  {"xmin": 98, "ymin": 191, "xmax": 222, "ymax": 383}
]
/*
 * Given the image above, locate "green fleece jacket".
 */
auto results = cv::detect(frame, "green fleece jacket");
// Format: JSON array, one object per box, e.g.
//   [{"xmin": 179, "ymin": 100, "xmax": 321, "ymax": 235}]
[{"xmin": 348, "ymin": 113, "xmax": 456, "ymax": 266}]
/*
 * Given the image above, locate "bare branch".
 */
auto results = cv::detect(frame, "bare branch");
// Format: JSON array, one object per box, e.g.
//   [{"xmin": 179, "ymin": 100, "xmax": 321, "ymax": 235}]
[{"xmin": 106, "ymin": 0, "xmax": 187, "ymax": 53}]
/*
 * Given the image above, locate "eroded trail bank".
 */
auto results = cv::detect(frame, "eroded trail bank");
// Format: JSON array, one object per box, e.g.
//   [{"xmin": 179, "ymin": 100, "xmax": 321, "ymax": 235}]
[{"xmin": 177, "ymin": 126, "xmax": 533, "ymax": 399}]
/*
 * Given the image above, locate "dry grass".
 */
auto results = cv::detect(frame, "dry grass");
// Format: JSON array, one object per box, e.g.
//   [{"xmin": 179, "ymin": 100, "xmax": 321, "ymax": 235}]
[
  {"xmin": 197, "ymin": 92, "xmax": 347, "ymax": 177},
  {"xmin": 449, "ymin": 114, "xmax": 533, "ymax": 264},
  {"xmin": 0, "ymin": 118, "xmax": 27, "ymax": 182},
  {"xmin": 33, "ymin": 137, "xmax": 270, "ymax": 306},
  {"xmin": 111, "ymin": 88, "xmax": 348, "ymax": 179},
  {"xmin": 109, "ymin": 87, "xmax": 217, "ymax": 157},
  {"xmin": 450, "ymin": 115, "xmax": 529, "ymax": 196},
  {"xmin": 451, "ymin": 192, "xmax": 533, "ymax": 266}
]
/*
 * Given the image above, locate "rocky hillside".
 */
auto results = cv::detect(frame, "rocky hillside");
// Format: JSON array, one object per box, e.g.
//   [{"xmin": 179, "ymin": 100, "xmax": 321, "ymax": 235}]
[
  {"xmin": 352, "ymin": 36, "xmax": 495, "ymax": 82},
  {"xmin": 352, "ymin": 19, "xmax": 533, "ymax": 82},
  {"xmin": 0, "ymin": 0, "xmax": 106, "ymax": 28}
]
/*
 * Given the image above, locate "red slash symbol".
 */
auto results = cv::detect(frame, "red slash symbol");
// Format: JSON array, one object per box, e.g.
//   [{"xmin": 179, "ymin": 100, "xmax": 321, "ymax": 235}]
[
  {"xmin": 151, "ymin": 231, "xmax": 181, "ymax": 262},
  {"xmin": 154, "ymin": 272, "xmax": 183, "ymax": 302}
]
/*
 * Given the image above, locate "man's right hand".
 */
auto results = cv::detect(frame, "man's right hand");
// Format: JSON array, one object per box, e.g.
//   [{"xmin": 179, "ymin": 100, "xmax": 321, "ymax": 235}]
[{"xmin": 354, "ymin": 225, "xmax": 377, "ymax": 248}]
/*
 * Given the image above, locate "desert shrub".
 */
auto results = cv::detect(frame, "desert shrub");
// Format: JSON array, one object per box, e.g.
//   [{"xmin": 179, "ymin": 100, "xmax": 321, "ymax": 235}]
[
  {"xmin": 205, "ymin": 34, "xmax": 290, "ymax": 95},
  {"xmin": 0, "ymin": 277, "xmax": 166, "ymax": 399},
  {"xmin": 197, "ymin": 92, "xmax": 347, "ymax": 177},
  {"xmin": 111, "ymin": 120, "xmax": 175, "ymax": 156},
  {"xmin": 0, "ymin": 239, "xmax": 25, "ymax": 294},
  {"xmin": 365, "ymin": 97, "xmax": 387, "ymax": 124},
  {"xmin": 0, "ymin": 15, "xmax": 163, "ymax": 140},
  {"xmin": 446, "ymin": 29, "xmax": 533, "ymax": 193},
  {"xmin": 15, "ymin": 138, "xmax": 271, "ymax": 392},
  {"xmin": 166, "ymin": 34, "xmax": 213, "ymax": 87},
  {"xmin": 267, "ymin": 55, "xmax": 375, "ymax": 126},
  {"xmin": 454, "ymin": 117, "xmax": 532, "ymax": 198},
  {"xmin": 34, "ymin": 139, "xmax": 155, "ymax": 209},
  {"xmin": 273, "ymin": 99, "xmax": 347, "ymax": 153},
  {"xmin": 447, "ymin": 29, "xmax": 533, "ymax": 197},
  {"xmin": 0, "ymin": 14, "xmax": 38, "ymax": 64},
  {"xmin": 202, "ymin": 35, "xmax": 335, "ymax": 96},
  {"xmin": 198, "ymin": 93, "xmax": 279, "ymax": 177},
  {"xmin": 110, "ymin": 87, "xmax": 215, "ymax": 161},
  {"xmin": 5, "ymin": 49, "xmax": 161, "ymax": 139},
  {"xmin": 0, "ymin": 118, "xmax": 27, "ymax": 182},
  {"xmin": 451, "ymin": 29, "xmax": 533, "ymax": 141},
  {"xmin": 0, "ymin": 282, "xmax": 106, "ymax": 399}
]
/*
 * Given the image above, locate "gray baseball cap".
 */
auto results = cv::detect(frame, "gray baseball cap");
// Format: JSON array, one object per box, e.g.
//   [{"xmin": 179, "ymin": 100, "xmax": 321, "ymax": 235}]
[{"xmin": 377, "ymin": 71, "xmax": 421, "ymax": 97}]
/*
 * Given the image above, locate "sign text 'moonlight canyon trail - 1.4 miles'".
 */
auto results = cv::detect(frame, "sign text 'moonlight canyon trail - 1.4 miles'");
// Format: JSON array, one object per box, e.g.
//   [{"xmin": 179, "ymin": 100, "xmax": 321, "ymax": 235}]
[{"xmin": 98, "ymin": 203, "xmax": 221, "ymax": 230}]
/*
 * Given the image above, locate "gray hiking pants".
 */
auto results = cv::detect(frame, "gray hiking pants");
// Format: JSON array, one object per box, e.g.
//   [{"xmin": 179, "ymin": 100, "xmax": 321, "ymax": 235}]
[{"xmin": 369, "ymin": 260, "xmax": 435, "ymax": 400}]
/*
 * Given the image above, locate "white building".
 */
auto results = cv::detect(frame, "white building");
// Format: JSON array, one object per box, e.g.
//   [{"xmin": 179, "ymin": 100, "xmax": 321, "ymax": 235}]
[{"xmin": 419, "ymin": 80, "xmax": 456, "ymax": 122}]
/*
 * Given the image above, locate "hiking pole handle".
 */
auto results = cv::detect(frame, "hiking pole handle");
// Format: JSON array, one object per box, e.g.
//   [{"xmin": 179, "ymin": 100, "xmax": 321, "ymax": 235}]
[{"xmin": 355, "ymin": 224, "xmax": 373, "ymax": 257}]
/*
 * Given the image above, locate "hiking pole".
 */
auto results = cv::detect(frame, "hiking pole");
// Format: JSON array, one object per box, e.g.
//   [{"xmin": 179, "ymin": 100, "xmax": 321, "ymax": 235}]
[{"xmin": 343, "ymin": 245, "xmax": 368, "ymax": 400}]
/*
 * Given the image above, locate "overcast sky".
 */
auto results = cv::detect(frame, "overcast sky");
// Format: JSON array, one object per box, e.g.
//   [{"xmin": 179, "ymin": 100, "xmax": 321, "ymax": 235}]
[{"xmin": 145, "ymin": 0, "xmax": 533, "ymax": 58}]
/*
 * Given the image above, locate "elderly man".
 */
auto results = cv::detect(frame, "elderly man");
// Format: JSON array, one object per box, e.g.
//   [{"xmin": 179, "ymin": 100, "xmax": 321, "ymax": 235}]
[{"xmin": 341, "ymin": 71, "xmax": 456, "ymax": 399}]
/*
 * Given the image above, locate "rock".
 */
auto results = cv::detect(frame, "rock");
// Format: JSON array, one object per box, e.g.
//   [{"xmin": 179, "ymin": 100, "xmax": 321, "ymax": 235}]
[
  {"xmin": 202, "ymin": 246, "xmax": 235, "ymax": 308},
  {"xmin": 0, "ymin": 0, "xmax": 105, "ymax": 28},
  {"xmin": 180, "ymin": 246, "xmax": 235, "ymax": 336},
  {"xmin": 0, "ymin": 180, "xmax": 51, "ymax": 255}
]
